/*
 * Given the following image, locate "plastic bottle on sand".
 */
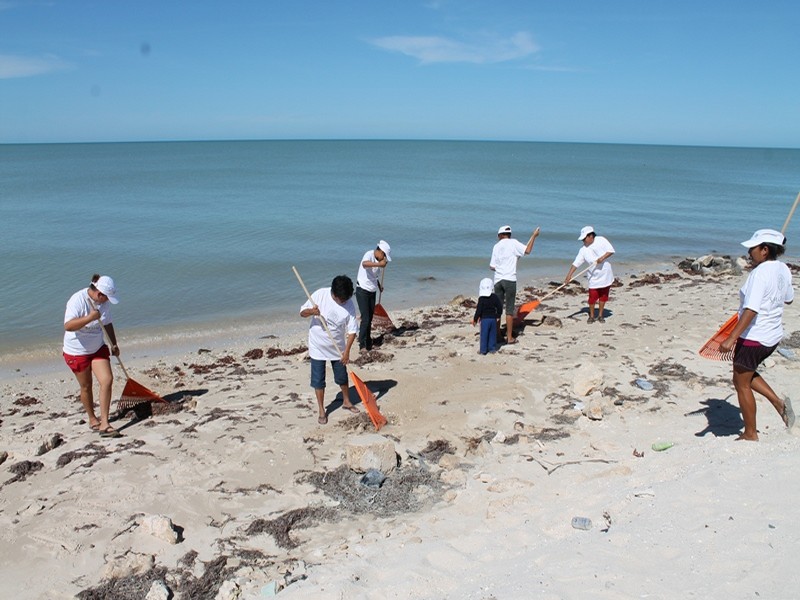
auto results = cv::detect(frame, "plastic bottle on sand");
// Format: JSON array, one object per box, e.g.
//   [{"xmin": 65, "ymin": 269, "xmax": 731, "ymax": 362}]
[{"xmin": 571, "ymin": 516, "xmax": 592, "ymax": 530}]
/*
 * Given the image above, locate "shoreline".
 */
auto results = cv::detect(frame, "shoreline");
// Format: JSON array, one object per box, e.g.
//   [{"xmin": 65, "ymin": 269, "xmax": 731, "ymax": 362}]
[{"xmin": 0, "ymin": 256, "xmax": 714, "ymax": 381}]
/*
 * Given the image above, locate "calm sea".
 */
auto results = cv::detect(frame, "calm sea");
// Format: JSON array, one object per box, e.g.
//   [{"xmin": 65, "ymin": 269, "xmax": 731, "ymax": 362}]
[{"xmin": 1, "ymin": 140, "xmax": 798, "ymax": 360}]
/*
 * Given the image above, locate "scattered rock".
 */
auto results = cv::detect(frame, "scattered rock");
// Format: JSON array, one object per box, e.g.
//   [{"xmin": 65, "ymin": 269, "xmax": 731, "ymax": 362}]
[
  {"xmin": 145, "ymin": 579, "xmax": 171, "ymax": 600},
  {"xmin": 345, "ymin": 434, "xmax": 398, "ymax": 474},
  {"xmin": 101, "ymin": 552, "xmax": 155, "ymax": 580},
  {"xmin": 140, "ymin": 514, "xmax": 179, "ymax": 544},
  {"xmin": 573, "ymin": 363, "xmax": 604, "ymax": 396},
  {"xmin": 36, "ymin": 433, "xmax": 65, "ymax": 456}
]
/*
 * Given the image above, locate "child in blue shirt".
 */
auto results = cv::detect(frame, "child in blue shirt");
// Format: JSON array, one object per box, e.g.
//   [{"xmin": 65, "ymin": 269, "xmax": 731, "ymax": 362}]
[{"xmin": 472, "ymin": 278, "xmax": 503, "ymax": 354}]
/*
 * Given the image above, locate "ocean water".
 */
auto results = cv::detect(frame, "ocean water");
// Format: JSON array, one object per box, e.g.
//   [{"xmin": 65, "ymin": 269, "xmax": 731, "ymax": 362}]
[{"xmin": 1, "ymin": 140, "xmax": 798, "ymax": 357}]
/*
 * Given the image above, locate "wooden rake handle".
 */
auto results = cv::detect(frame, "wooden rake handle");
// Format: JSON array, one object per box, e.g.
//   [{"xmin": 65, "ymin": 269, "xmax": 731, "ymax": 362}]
[
  {"xmin": 89, "ymin": 298, "xmax": 130, "ymax": 379},
  {"xmin": 539, "ymin": 262, "xmax": 595, "ymax": 303},
  {"xmin": 781, "ymin": 191, "xmax": 800, "ymax": 235}
]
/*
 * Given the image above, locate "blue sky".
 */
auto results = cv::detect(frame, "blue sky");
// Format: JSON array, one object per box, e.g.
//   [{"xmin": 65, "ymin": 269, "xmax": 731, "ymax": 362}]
[{"xmin": 1, "ymin": 0, "xmax": 798, "ymax": 147}]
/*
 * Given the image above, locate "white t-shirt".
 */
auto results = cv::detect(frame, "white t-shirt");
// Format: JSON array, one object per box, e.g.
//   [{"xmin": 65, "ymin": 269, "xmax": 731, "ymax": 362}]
[
  {"xmin": 302, "ymin": 287, "xmax": 359, "ymax": 361},
  {"xmin": 572, "ymin": 236, "xmax": 615, "ymax": 289},
  {"xmin": 63, "ymin": 288, "xmax": 112, "ymax": 355},
  {"xmin": 738, "ymin": 260, "xmax": 794, "ymax": 346},
  {"xmin": 490, "ymin": 238, "xmax": 527, "ymax": 283},
  {"xmin": 357, "ymin": 250, "xmax": 382, "ymax": 292}
]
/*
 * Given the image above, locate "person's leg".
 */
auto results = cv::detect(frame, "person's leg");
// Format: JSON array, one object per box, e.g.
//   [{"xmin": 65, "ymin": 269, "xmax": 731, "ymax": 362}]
[
  {"xmin": 91, "ymin": 358, "xmax": 114, "ymax": 429},
  {"xmin": 332, "ymin": 360, "xmax": 357, "ymax": 411},
  {"xmin": 486, "ymin": 318, "xmax": 497, "ymax": 352},
  {"xmin": 597, "ymin": 301, "xmax": 606, "ymax": 322},
  {"xmin": 310, "ymin": 359, "xmax": 327, "ymax": 423},
  {"xmin": 597, "ymin": 286, "xmax": 610, "ymax": 322},
  {"xmin": 355, "ymin": 287, "xmax": 371, "ymax": 351},
  {"xmin": 493, "ymin": 282, "xmax": 505, "ymax": 343},
  {"xmin": 733, "ymin": 365, "xmax": 758, "ymax": 440},
  {"xmin": 74, "ymin": 367, "xmax": 100, "ymax": 428},
  {"xmin": 503, "ymin": 281, "xmax": 517, "ymax": 343},
  {"xmin": 750, "ymin": 373, "xmax": 792, "ymax": 426},
  {"xmin": 587, "ymin": 289, "xmax": 597, "ymax": 322},
  {"xmin": 479, "ymin": 319, "xmax": 488, "ymax": 354}
]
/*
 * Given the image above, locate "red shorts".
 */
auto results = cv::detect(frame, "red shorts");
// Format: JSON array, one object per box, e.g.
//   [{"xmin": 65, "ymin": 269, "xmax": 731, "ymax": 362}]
[
  {"xmin": 63, "ymin": 345, "xmax": 110, "ymax": 373},
  {"xmin": 588, "ymin": 286, "xmax": 611, "ymax": 303}
]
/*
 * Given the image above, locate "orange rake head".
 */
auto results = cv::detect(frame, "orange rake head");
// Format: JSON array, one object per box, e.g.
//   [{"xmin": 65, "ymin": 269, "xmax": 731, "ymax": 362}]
[
  {"xmin": 117, "ymin": 377, "xmax": 166, "ymax": 412},
  {"xmin": 372, "ymin": 303, "xmax": 395, "ymax": 331},
  {"xmin": 515, "ymin": 299, "xmax": 541, "ymax": 320},
  {"xmin": 350, "ymin": 371, "xmax": 387, "ymax": 431},
  {"xmin": 698, "ymin": 313, "xmax": 738, "ymax": 361}
]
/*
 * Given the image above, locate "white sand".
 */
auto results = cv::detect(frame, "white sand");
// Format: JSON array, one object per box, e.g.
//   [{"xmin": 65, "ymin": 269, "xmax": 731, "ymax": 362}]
[{"xmin": 1, "ymin": 263, "xmax": 799, "ymax": 599}]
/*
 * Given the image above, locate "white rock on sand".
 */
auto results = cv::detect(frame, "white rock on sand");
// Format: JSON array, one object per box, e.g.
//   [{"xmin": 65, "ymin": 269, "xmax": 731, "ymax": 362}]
[{"xmin": 1, "ymin": 262, "xmax": 799, "ymax": 599}]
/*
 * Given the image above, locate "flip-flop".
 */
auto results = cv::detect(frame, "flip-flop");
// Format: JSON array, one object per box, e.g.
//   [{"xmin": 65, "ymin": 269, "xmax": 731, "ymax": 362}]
[
  {"xmin": 342, "ymin": 405, "xmax": 360, "ymax": 414},
  {"xmin": 783, "ymin": 400, "xmax": 796, "ymax": 428},
  {"xmin": 506, "ymin": 338, "xmax": 518, "ymax": 345},
  {"xmin": 89, "ymin": 422, "xmax": 101, "ymax": 432},
  {"xmin": 318, "ymin": 415, "xmax": 328, "ymax": 425},
  {"xmin": 99, "ymin": 426, "xmax": 122, "ymax": 438}
]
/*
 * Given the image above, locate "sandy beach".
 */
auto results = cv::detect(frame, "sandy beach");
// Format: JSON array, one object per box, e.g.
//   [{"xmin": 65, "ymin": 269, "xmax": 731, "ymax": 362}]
[{"xmin": 2, "ymin": 258, "xmax": 799, "ymax": 600}]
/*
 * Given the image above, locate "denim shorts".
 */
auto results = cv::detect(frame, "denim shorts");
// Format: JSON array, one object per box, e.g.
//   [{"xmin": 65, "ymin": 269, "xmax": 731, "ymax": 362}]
[{"xmin": 310, "ymin": 358, "xmax": 348, "ymax": 389}]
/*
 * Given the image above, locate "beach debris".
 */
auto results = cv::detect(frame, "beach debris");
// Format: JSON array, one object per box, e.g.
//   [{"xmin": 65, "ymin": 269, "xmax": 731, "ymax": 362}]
[
  {"xmin": 782, "ymin": 331, "xmax": 800, "ymax": 348},
  {"xmin": 345, "ymin": 434, "xmax": 398, "ymax": 473},
  {"xmin": 634, "ymin": 378, "xmax": 654, "ymax": 391},
  {"xmin": 243, "ymin": 348, "xmax": 264, "ymax": 360},
  {"xmin": 525, "ymin": 456, "xmax": 617, "ymax": 475},
  {"xmin": 632, "ymin": 449, "xmax": 645, "ymax": 458},
  {"xmin": 419, "ymin": 439, "xmax": 456, "ymax": 463},
  {"xmin": 571, "ymin": 516, "xmax": 592, "ymax": 530},
  {"xmin": 0, "ymin": 451, "xmax": 7, "ymax": 466},
  {"xmin": 3, "ymin": 460, "xmax": 43, "ymax": 486},
  {"xmin": 13, "ymin": 394, "xmax": 40, "ymax": 406},
  {"xmin": 359, "ymin": 468, "xmax": 386, "ymax": 489},
  {"xmin": 678, "ymin": 254, "xmax": 740, "ymax": 275},
  {"xmin": 36, "ymin": 433, "xmax": 65, "ymax": 456},
  {"xmin": 777, "ymin": 347, "xmax": 796, "ymax": 360},
  {"xmin": 247, "ymin": 507, "xmax": 335, "ymax": 549},
  {"xmin": 628, "ymin": 272, "xmax": 683, "ymax": 287},
  {"xmin": 140, "ymin": 514, "xmax": 180, "ymax": 544},
  {"xmin": 101, "ymin": 552, "xmax": 157, "ymax": 580},
  {"xmin": 651, "ymin": 441, "xmax": 675, "ymax": 452}
]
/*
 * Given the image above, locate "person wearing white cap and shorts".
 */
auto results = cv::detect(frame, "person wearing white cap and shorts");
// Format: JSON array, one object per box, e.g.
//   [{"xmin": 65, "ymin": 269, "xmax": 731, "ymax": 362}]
[
  {"xmin": 718, "ymin": 229, "xmax": 795, "ymax": 441},
  {"xmin": 63, "ymin": 274, "xmax": 123, "ymax": 438},
  {"xmin": 565, "ymin": 226, "xmax": 616, "ymax": 323},
  {"xmin": 355, "ymin": 240, "xmax": 391, "ymax": 352},
  {"xmin": 490, "ymin": 225, "xmax": 540, "ymax": 344}
]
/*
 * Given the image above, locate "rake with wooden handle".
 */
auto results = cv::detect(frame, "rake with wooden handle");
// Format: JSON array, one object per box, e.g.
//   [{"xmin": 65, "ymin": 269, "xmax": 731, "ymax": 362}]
[{"xmin": 516, "ymin": 263, "xmax": 595, "ymax": 319}]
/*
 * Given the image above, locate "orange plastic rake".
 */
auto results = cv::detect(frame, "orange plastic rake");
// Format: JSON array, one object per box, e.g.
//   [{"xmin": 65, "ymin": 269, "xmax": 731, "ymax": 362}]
[
  {"xmin": 516, "ymin": 264, "xmax": 593, "ymax": 320},
  {"xmin": 292, "ymin": 266, "xmax": 388, "ymax": 431},
  {"xmin": 698, "ymin": 313, "xmax": 738, "ymax": 361},
  {"xmin": 116, "ymin": 357, "xmax": 167, "ymax": 412},
  {"xmin": 372, "ymin": 268, "xmax": 395, "ymax": 331}
]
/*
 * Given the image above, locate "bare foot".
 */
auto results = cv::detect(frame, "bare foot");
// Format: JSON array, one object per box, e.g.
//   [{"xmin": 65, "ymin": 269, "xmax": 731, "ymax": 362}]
[
  {"xmin": 735, "ymin": 433, "xmax": 758, "ymax": 441},
  {"xmin": 318, "ymin": 414, "xmax": 328, "ymax": 425},
  {"xmin": 342, "ymin": 405, "xmax": 359, "ymax": 414},
  {"xmin": 782, "ymin": 399, "xmax": 796, "ymax": 428}
]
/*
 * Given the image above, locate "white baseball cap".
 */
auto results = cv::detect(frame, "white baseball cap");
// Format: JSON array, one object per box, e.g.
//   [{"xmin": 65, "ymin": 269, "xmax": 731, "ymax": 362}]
[
  {"xmin": 93, "ymin": 275, "xmax": 119, "ymax": 304},
  {"xmin": 578, "ymin": 226, "xmax": 595, "ymax": 241},
  {"xmin": 479, "ymin": 277, "xmax": 494, "ymax": 297},
  {"xmin": 378, "ymin": 240, "xmax": 392, "ymax": 262},
  {"xmin": 741, "ymin": 228, "xmax": 785, "ymax": 248},
  {"xmin": 498, "ymin": 225, "xmax": 512, "ymax": 235}
]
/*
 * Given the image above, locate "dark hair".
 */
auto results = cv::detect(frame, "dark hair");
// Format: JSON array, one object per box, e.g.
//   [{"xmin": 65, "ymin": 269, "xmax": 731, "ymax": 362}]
[
  {"xmin": 761, "ymin": 242, "xmax": 785, "ymax": 260},
  {"xmin": 89, "ymin": 273, "xmax": 100, "ymax": 291},
  {"xmin": 331, "ymin": 275, "xmax": 354, "ymax": 301}
]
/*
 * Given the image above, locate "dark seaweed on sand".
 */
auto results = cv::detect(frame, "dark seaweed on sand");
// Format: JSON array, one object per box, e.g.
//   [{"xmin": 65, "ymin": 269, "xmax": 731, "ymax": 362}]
[
  {"xmin": 3, "ymin": 460, "xmax": 43, "ymax": 486},
  {"xmin": 246, "ymin": 506, "xmax": 336, "ymax": 549},
  {"xmin": 76, "ymin": 566, "xmax": 170, "ymax": 600},
  {"xmin": 419, "ymin": 439, "xmax": 456, "ymax": 462}
]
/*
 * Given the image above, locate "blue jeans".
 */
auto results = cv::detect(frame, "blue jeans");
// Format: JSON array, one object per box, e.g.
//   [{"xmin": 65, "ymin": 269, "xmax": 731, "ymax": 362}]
[
  {"xmin": 479, "ymin": 318, "xmax": 498, "ymax": 354},
  {"xmin": 310, "ymin": 358, "xmax": 348, "ymax": 389}
]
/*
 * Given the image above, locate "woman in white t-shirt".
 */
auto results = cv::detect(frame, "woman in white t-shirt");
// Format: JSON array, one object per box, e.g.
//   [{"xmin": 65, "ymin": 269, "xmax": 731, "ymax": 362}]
[
  {"xmin": 719, "ymin": 229, "xmax": 795, "ymax": 441},
  {"xmin": 63, "ymin": 274, "xmax": 122, "ymax": 438},
  {"xmin": 565, "ymin": 226, "xmax": 615, "ymax": 323}
]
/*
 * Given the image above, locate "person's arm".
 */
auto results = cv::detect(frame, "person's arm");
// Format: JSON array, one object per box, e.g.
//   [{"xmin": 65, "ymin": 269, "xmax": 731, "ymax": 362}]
[
  {"xmin": 341, "ymin": 333, "xmax": 356, "ymax": 364},
  {"xmin": 719, "ymin": 308, "xmax": 757, "ymax": 353},
  {"xmin": 565, "ymin": 265, "xmax": 577, "ymax": 284},
  {"xmin": 362, "ymin": 256, "xmax": 388, "ymax": 268},
  {"xmin": 64, "ymin": 309, "xmax": 101, "ymax": 332},
  {"xmin": 596, "ymin": 251, "xmax": 614, "ymax": 265},
  {"xmin": 104, "ymin": 323, "xmax": 120, "ymax": 356},
  {"xmin": 524, "ymin": 227, "xmax": 541, "ymax": 255},
  {"xmin": 300, "ymin": 306, "xmax": 320, "ymax": 318}
]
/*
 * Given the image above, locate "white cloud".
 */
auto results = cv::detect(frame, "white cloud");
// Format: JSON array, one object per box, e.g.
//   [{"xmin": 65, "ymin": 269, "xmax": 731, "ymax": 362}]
[
  {"xmin": 0, "ymin": 53, "xmax": 72, "ymax": 79},
  {"xmin": 369, "ymin": 31, "xmax": 539, "ymax": 65}
]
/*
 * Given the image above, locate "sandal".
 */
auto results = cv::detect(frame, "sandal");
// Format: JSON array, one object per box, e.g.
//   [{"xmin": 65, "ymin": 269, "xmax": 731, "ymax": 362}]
[
  {"xmin": 89, "ymin": 422, "xmax": 101, "ymax": 432},
  {"xmin": 99, "ymin": 426, "xmax": 122, "ymax": 438},
  {"xmin": 598, "ymin": 317, "xmax": 606, "ymax": 323},
  {"xmin": 342, "ymin": 405, "xmax": 360, "ymax": 414},
  {"xmin": 783, "ymin": 400, "xmax": 796, "ymax": 428},
  {"xmin": 587, "ymin": 317, "xmax": 595, "ymax": 324},
  {"xmin": 318, "ymin": 415, "xmax": 328, "ymax": 425}
]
